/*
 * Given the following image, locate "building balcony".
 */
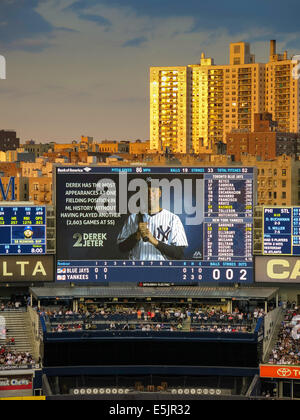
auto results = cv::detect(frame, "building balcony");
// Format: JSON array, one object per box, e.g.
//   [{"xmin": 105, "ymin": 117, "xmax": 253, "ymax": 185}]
[
  {"xmin": 277, "ymin": 101, "xmax": 290, "ymax": 105},
  {"xmin": 239, "ymin": 76, "xmax": 252, "ymax": 81},
  {"xmin": 275, "ymin": 84, "xmax": 289, "ymax": 90},
  {"xmin": 275, "ymin": 75, "xmax": 290, "ymax": 81},
  {"xmin": 239, "ymin": 79, "xmax": 252, "ymax": 84},
  {"xmin": 276, "ymin": 110, "xmax": 290, "ymax": 115},
  {"xmin": 275, "ymin": 68, "xmax": 290, "ymax": 74},
  {"xmin": 276, "ymin": 96, "xmax": 290, "ymax": 102},
  {"xmin": 275, "ymin": 107, "xmax": 290, "ymax": 111},
  {"xmin": 238, "ymin": 68, "xmax": 252, "ymax": 73}
]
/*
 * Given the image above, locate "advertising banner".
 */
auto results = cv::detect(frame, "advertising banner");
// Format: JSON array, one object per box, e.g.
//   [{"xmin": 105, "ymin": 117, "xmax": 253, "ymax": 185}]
[
  {"xmin": 0, "ymin": 255, "xmax": 54, "ymax": 283},
  {"xmin": 0, "ymin": 375, "xmax": 33, "ymax": 392},
  {"xmin": 255, "ymin": 256, "xmax": 300, "ymax": 283},
  {"xmin": 260, "ymin": 365, "xmax": 300, "ymax": 380}
]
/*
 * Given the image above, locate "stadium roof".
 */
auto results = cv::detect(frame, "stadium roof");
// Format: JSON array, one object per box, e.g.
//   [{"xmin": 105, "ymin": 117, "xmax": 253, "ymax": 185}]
[{"xmin": 29, "ymin": 286, "xmax": 279, "ymax": 301}]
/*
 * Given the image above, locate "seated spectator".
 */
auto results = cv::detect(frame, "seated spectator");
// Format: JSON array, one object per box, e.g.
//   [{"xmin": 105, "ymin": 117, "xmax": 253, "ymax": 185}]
[
  {"xmin": 268, "ymin": 309, "xmax": 300, "ymax": 366},
  {"xmin": 0, "ymin": 345, "xmax": 34, "ymax": 368},
  {"xmin": 39, "ymin": 303, "xmax": 262, "ymax": 336}
]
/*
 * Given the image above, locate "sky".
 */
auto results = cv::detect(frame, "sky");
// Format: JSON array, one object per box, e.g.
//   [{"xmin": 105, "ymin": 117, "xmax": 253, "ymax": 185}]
[{"xmin": 1, "ymin": 0, "xmax": 300, "ymax": 143}]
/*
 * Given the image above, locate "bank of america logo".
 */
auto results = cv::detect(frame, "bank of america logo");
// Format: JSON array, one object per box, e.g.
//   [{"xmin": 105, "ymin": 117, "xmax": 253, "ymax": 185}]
[{"xmin": 84, "ymin": 167, "xmax": 92, "ymax": 173}]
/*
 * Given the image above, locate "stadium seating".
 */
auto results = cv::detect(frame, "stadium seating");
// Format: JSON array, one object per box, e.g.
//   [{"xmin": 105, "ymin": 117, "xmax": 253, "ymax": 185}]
[{"xmin": 39, "ymin": 305, "xmax": 262, "ymax": 335}]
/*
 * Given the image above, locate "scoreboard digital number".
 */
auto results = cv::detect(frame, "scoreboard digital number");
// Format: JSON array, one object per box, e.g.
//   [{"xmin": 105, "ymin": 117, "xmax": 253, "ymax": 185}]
[
  {"xmin": 0, "ymin": 206, "xmax": 46, "ymax": 255},
  {"xmin": 55, "ymin": 166, "xmax": 255, "ymax": 284},
  {"xmin": 263, "ymin": 207, "xmax": 300, "ymax": 255}
]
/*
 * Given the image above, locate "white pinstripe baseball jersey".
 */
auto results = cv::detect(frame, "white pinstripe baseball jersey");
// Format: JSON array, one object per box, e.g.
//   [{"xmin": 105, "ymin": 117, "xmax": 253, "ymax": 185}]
[{"xmin": 117, "ymin": 209, "xmax": 188, "ymax": 261}]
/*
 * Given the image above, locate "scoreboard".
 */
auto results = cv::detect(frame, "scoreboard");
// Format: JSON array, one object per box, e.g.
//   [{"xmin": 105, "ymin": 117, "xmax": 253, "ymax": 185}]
[
  {"xmin": 0, "ymin": 206, "xmax": 46, "ymax": 255},
  {"xmin": 263, "ymin": 207, "xmax": 300, "ymax": 255},
  {"xmin": 55, "ymin": 166, "xmax": 255, "ymax": 284}
]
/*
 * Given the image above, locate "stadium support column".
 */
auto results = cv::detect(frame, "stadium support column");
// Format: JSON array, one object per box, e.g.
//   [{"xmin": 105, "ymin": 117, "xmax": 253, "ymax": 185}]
[
  {"xmin": 227, "ymin": 300, "xmax": 232, "ymax": 313},
  {"xmin": 278, "ymin": 381, "xmax": 283, "ymax": 399},
  {"xmin": 73, "ymin": 300, "xmax": 78, "ymax": 312}
]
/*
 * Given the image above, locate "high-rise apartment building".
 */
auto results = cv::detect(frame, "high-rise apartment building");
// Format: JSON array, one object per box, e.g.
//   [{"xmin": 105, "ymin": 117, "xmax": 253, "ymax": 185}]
[
  {"xmin": 150, "ymin": 66, "xmax": 191, "ymax": 154},
  {"xmin": 150, "ymin": 40, "xmax": 300, "ymax": 154},
  {"xmin": 266, "ymin": 40, "xmax": 300, "ymax": 133},
  {"xmin": 189, "ymin": 43, "xmax": 265, "ymax": 153}
]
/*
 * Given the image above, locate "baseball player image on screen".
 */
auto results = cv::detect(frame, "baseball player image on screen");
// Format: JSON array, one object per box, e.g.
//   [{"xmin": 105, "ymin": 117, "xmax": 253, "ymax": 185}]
[{"xmin": 117, "ymin": 182, "xmax": 188, "ymax": 261}]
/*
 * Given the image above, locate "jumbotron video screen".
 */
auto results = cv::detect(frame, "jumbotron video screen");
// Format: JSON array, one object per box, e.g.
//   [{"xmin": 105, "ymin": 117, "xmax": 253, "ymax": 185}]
[
  {"xmin": 55, "ymin": 166, "xmax": 255, "ymax": 284},
  {"xmin": 0, "ymin": 206, "xmax": 46, "ymax": 255}
]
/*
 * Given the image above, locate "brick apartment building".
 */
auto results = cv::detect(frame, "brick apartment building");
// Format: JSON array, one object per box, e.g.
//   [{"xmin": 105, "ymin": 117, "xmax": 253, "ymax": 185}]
[
  {"xmin": 0, "ymin": 130, "xmax": 20, "ymax": 152},
  {"xmin": 28, "ymin": 177, "xmax": 52, "ymax": 205},
  {"xmin": 226, "ymin": 113, "xmax": 300, "ymax": 161}
]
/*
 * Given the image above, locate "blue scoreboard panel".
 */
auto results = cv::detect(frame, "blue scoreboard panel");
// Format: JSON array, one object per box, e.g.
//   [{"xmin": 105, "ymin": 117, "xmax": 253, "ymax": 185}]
[
  {"xmin": 263, "ymin": 207, "xmax": 300, "ymax": 255},
  {"xmin": 0, "ymin": 206, "xmax": 46, "ymax": 255},
  {"xmin": 55, "ymin": 166, "xmax": 255, "ymax": 284}
]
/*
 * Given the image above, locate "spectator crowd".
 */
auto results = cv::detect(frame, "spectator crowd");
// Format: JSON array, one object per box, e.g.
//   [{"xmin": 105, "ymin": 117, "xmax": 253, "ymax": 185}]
[
  {"xmin": 38, "ymin": 305, "xmax": 265, "ymax": 334},
  {"xmin": 0, "ymin": 345, "xmax": 34, "ymax": 368},
  {"xmin": 0, "ymin": 297, "xmax": 28, "ymax": 311},
  {"xmin": 269, "ymin": 308, "xmax": 300, "ymax": 366}
]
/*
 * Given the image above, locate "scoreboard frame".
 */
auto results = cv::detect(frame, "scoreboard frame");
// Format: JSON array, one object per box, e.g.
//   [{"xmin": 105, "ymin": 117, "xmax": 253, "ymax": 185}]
[
  {"xmin": 54, "ymin": 165, "xmax": 256, "ymax": 284},
  {"xmin": 262, "ymin": 205, "xmax": 300, "ymax": 256},
  {"xmin": 0, "ymin": 204, "xmax": 46, "ymax": 256}
]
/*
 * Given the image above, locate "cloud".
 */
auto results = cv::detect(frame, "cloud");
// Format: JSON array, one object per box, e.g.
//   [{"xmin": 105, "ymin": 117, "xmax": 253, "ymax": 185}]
[
  {"xmin": 122, "ymin": 36, "xmax": 147, "ymax": 48},
  {"xmin": 0, "ymin": 0, "xmax": 77, "ymax": 52},
  {"xmin": 2, "ymin": 0, "xmax": 300, "ymax": 144},
  {"xmin": 63, "ymin": 0, "xmax": 101, "ymax": 12},
  {"xmin": 77, "ymin": 13, "xmax": 112, "ymax": 29},
  {"xmin": 65, "ymin": 0, "xmax": 300, "ymax": 45},
  {"xmin": 0, "ymin": 0, "xmax": 53, "ymax": 50},
  {"xmin": 2, "ymin": 0, "xmax": 300, "ymax": 53}
]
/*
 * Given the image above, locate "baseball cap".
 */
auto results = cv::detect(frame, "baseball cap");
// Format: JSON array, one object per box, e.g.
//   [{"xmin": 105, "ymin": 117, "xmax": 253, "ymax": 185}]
[{"xmin": 24, "ymin": 226, "xmax": 33, "ymax": 232}]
